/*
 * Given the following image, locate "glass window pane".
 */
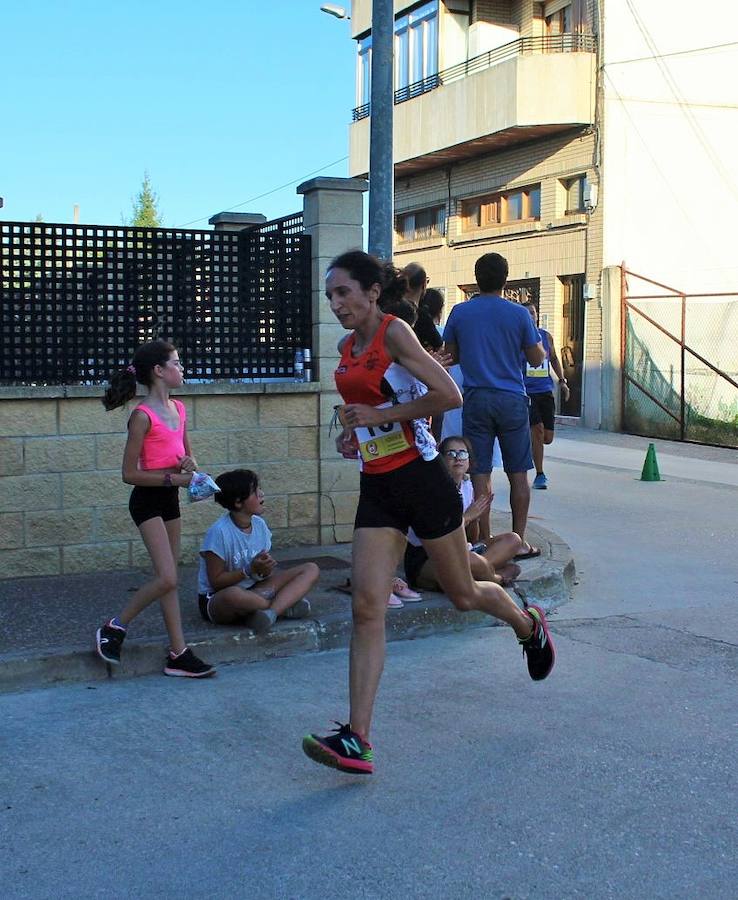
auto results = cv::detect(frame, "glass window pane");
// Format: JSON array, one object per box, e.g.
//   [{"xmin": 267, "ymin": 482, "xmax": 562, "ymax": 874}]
[
  {"xmin": 506, "ymin": 192, "xmax": 523, "ymax": 221},
  {"xmin": 528, "ymin": 187, "xmax": 541, "ymax": 219}
]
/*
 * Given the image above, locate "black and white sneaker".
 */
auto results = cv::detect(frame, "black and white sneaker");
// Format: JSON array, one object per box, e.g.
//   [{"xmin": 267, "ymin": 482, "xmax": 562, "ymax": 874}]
[
  {"xmin": 163, "ymin": 648, "xmax": 216, "ymax": 678},
  {"xmin": 519, "ymin": 604, "xmax": 556, "ymax": 681},
  {"xmin": 95, "ymin": 619, "xmax": 126, "ymax": 665}
]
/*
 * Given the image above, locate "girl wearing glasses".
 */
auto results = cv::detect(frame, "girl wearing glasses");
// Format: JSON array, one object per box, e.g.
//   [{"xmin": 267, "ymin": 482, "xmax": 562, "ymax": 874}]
[
  {"xmin": 404, "ymin": 436, "xmax": 524, "ymax": 592},
  {"xmin": 302, "ymin": 251, "xmax": 555, "ymax": 777}
]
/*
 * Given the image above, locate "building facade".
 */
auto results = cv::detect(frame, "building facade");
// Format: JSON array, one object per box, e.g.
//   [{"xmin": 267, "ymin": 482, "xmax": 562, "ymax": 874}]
[{"xmin": 347, "ymin": 0, "xmax": 738, "ymax": 431}]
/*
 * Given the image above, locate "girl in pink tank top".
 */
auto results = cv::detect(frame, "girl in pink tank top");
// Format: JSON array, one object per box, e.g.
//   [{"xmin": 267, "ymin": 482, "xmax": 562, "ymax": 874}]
[{"xmin": 95, "ymin": 339, "xmax": 215, "ymax": 679}]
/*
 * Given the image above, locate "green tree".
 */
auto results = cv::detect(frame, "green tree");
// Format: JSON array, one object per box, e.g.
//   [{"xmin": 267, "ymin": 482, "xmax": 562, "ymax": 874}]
[{"xmin": 128, "ymin": 172, "xmax": 161, "ymax": 227}]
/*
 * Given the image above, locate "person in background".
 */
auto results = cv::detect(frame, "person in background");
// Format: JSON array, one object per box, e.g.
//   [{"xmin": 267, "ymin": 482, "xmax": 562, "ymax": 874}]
[
  {"xmin": 197, "ymin": 468, "xmax": 318, "ymax": 632},
  {"xmin": 404, "ymin": 435, "xmax": 523, "ymax": 592},
  {"xmin": 522, "ymin": 302, "xmax": 570, "ymax": 490},
  {"xmin": 443, "ymin": 253, "xmax": 544, "ymax": 558},
  {"xmin": 96, "ymin": 339, "xmax": 215, "ymax": 679},
  {"xmin": 401, "ymin": 262, "xmax": 443, "ymax": 352}
]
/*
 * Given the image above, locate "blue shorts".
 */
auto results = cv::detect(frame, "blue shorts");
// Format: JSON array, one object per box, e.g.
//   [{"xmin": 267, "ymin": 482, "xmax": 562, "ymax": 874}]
[{"xmin": 462, "ymin": 388, "xmax": 533, "ymax": 474}]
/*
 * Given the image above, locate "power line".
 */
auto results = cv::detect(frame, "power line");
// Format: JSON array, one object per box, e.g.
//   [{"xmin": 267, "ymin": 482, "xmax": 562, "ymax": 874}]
[
  {"xmin": 177, "ymin": 155, "xmax": 349, "ymax": 227},
  {"xmin": 605, "ymin": 39, "xmax": 738, "ymax": 67},
  {"xmin": 623, "ymin": 1, "xmax": 738, "ymax": 204}
]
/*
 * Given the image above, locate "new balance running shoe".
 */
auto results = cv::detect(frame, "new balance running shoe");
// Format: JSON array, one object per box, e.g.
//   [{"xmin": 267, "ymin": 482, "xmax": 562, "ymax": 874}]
[
  {"xmin": 519, "ymin": 603, "xmax": 556, "ymax": 681},
  {"xmin": 163, "ymin": 647, "xmax": 216, "ymax": 678},
  {"xmin": 302, "ymin": 722, "xmax": 374, "ymax": 775},
  {"xmin": 95, "ymin": 619, "xmax": 126, "ymax": 665}
]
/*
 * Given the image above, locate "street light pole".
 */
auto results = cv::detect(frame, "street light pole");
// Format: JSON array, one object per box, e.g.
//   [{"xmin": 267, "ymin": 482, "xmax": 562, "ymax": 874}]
[{"xmin": 367, "ymin": 0, "xmax": 393, "ymax": 261}]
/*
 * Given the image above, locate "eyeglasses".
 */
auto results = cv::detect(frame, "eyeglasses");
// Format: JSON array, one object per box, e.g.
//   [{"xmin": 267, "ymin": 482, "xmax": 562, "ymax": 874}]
[{"xmin": 443, "ymin": 449, "xmax": 469, "ymax": 460}]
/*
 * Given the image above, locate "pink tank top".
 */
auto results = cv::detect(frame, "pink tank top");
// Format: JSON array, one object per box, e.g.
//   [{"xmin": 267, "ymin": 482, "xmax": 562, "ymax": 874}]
[{"xmin": 135, "ymin": 400, "xmax": 186, "ymax": 470}]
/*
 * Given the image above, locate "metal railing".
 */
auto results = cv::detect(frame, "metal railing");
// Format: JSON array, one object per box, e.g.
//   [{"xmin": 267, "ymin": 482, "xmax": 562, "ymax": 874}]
[
  {"xmin": 352, "ymin": 32, "xmax": 597, "ymax": 121},
  {"xmin": 621, "ymin": 268, "xmax": 738, "ymax": 448}
]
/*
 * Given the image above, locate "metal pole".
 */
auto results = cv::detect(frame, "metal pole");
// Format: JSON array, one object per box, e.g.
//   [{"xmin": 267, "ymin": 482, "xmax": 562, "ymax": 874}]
[{"xmin": 367, "ymin": 0, "xmax": 394, "ymax": 261}]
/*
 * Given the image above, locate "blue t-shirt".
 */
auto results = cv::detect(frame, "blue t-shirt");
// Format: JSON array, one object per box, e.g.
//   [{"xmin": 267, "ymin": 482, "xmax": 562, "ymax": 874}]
[
  {"xmin": 443, "ymin": 294, "xmax": 541, "ymax": 395},
  {"xmin": 524, "ymin": 329, "xmax": 554, "ymax": 394}
]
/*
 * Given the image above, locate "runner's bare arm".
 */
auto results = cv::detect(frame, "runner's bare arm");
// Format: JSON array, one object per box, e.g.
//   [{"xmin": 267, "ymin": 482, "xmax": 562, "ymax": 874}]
[
  {"xmin": 340, "ymin": 319, "xmax": 461, "ymax": 429},
  {"xmin": 524, "ymin": 340, "xmax": 545, "ymax": 366}
]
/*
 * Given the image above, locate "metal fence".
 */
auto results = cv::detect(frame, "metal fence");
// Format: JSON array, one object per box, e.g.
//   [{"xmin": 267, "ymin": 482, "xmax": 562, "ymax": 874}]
[
  {"xmin": 0, "ymin": 213, "xmax": 311, "ymax": 385},
  {"xmin": 352, "ymin": 32, "xmax": 597, "ymax": 120},
  {"xmin": 621, "ymin": 268, "xmax": 738, "ymax": 448}
]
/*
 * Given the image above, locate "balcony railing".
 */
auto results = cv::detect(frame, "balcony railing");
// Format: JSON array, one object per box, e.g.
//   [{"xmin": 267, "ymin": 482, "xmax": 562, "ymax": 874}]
[{"xmin": 352, "ymin": 32, "xmax": 597, "ymax": 121}]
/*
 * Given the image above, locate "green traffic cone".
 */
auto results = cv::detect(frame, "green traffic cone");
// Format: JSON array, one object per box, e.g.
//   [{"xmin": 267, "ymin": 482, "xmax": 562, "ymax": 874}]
[{"xmin": 640, "ymin": 442, "xmax": 662, "ymax": 481}]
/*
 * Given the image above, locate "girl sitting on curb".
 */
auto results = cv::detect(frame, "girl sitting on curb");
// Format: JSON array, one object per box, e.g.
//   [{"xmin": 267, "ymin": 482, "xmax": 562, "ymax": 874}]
[
  {"xmin": 197, "ymin": 469, "xmax": 318, "ymax": 633},
  {"xmin": 404, "ymin": 435, "xmax": 523, "ymax": 591}
]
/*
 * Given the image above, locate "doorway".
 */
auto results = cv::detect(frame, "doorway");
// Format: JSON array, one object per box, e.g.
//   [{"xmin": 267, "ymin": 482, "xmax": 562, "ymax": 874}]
[{"xmin": 559, "ymin": 274, "xmax": 585, "ymax": 416}]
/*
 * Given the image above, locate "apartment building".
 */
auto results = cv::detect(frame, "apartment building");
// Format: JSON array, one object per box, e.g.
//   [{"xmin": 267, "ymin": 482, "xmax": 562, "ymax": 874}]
[{"xmin": 347, "ymin": 0, "xmax": 738, "ymax": 430}]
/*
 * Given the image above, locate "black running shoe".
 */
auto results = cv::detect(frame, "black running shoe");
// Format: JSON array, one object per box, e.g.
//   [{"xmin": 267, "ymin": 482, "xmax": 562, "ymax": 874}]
[
  {"xmin": 302, "ymin": 722, "xmax": 374, "ymax": 775},
  {"xmin": 95, "ymin": 620, "xmax": 126, "ymax": 665},
  {"xmin": 163, "ymin": 648, "xmax": 216, "ymax": 678},
  {"xmin": 519, "ymin": 604, "xmax": 556, "ymax": 681}
]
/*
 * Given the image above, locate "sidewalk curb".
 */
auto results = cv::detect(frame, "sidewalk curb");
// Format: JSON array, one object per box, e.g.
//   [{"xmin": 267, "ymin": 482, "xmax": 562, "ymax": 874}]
[{"xmin": 0, "ymin": 526, "xmax": 574, "ymax": 694}]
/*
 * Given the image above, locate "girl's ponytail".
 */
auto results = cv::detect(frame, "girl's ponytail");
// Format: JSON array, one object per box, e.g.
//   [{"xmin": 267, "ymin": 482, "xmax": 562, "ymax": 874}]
[
  {"xmin": 101, "ymin": 339, "xmax": 175, "ymax": 411},
  {"xmin": 102, "ymin": 366, "xmax": 138, "ymax": 411},
  {"xmin": 377, "ymin": 263, "xmax": 409, "ymax": 311}
]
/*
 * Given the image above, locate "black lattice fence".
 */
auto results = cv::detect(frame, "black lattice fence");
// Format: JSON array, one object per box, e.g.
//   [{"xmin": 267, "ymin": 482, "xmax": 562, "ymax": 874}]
[{"xmin": 0, "ymin": 213, "xmax": 311, "ymax": 385}]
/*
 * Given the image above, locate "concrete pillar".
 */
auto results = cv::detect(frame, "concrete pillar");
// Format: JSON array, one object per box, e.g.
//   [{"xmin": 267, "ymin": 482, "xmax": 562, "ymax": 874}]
[
  {"xmin": 208, "ymin": 212, "xmax": 267, "ymax": 232},
  {"xmin": 297, "ymin": 176, "xmax": 368, "ymax": 544},
  {"xmin": 600, "ymin": 265, "xmax": 623, "ymax": 432}
]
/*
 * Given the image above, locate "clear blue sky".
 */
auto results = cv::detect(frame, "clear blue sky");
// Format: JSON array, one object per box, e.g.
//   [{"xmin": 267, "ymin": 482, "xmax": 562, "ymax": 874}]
[{"xmin": 1, "ymin": 1, "xmax": 356, "ymax": 228}]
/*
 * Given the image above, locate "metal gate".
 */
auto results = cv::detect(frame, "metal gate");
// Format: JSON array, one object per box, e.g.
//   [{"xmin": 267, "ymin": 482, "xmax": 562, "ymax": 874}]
[
  {"xmin": 0, "ymin": 213, "xmax": 311, "ymax": 385},
  {"xmin": 621, "ymin": 268, "xmax": 738, "ymax": 448}
]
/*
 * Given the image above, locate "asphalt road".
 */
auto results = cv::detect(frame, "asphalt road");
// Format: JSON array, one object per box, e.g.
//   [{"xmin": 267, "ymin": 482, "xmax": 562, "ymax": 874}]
[{"xmin": 2, "ymin": 431, "xmax": 736, "ymax": 900}]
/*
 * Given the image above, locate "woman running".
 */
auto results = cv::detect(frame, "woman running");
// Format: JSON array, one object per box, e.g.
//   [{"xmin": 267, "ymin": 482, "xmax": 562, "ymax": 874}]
[{"xmin": 302, "ymin": 252, "xmax": 555, "ymax": 776}]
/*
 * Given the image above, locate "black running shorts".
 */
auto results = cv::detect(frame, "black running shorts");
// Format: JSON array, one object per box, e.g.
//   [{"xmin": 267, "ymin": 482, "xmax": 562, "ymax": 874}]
[
  {"xmin": 128, "ymin": 485, "xmax": 181, "ymax": 527},
  {"xmin": 528, "ymin": 392, "xmax": 556, "ymax": 431},
  {"xmin": 355, "ymin": 455, "xmax": 462, "ymax": 540}
]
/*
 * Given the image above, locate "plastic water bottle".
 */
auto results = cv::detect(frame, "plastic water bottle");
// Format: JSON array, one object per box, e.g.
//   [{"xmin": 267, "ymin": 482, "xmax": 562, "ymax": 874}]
[
  {"xmin": 293, "ymin": 349, "xmax": 305, "ymax": 382},
  {"xmin": 303, "ymin": 348, "xmax": 312, "ymax": 383}
]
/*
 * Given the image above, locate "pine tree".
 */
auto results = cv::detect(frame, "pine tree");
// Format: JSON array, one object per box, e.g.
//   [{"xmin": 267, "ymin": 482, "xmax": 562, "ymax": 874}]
[{"xmin": 128, "ymin": 172, "xmax": 161, "ymax": 227}]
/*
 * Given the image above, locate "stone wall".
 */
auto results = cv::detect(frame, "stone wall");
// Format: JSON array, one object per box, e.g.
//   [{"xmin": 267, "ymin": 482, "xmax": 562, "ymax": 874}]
[
  {"xmin": 0, "ymin": 383, "xmax": 322, "ymax": 578},
  {"xmin": 0, "ymin": 176, "xmax": 368, "ymax": 581}
]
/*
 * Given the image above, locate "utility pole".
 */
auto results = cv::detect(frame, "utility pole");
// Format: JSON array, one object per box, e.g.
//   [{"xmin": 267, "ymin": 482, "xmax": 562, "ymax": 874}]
[{"xmin": 367, "ymin": 0, "xmax": 394, "ymax": 261}]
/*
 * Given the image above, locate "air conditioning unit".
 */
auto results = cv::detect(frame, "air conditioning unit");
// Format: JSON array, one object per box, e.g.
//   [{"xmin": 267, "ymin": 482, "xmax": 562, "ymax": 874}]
[
  {"xmin": 583, "ymin": 283, "xmax": 596, "ymax": 300},
  {"xmin": 582, "ymin": 182, "xmax": 598, "ymax": 210}
]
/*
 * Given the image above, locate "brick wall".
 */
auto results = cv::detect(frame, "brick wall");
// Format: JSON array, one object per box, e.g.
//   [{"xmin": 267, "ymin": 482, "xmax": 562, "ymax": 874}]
[{"xmin": 0, "ymin": 384, "xmax": 322, "ymax": 579}]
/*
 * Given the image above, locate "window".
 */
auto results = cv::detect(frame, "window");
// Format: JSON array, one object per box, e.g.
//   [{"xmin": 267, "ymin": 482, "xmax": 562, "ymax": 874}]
[
  {"xmin": 395, "ymin": 206, "xmax": 446, "ymax": 242},
  {"xmin": 545, "ymin": 3, "xmax": 573, "ymax": 35},
  {"xmin": 562, "ymin": 174, "xmax": 587, "ymax": 213},
  {"xmin": 461, "ymin": 185, "xmax": 541, "ymax": 230},
  {"xmin": 357, "ymin": 35, "xmax": 371, "ymax": 107},
  {"xmin": 395, "ymin": 1, "xmax": 439, "ymax": 93}
]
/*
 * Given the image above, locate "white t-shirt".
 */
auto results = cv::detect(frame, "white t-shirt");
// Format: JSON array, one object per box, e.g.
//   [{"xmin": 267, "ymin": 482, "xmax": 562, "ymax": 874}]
[
  {"xmin": 407, "ymin": 478, "xmax": 472, "ymax": 547},
  {"xmin": 198, "ymin": 512, "xmax": 272, "ymax": 594}
]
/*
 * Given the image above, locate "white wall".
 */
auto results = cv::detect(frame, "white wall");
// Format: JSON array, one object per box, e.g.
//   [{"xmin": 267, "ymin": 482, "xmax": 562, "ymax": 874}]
[{"xmin": 601, "ymin": 0, "xmax": 738, "ymax": 294}]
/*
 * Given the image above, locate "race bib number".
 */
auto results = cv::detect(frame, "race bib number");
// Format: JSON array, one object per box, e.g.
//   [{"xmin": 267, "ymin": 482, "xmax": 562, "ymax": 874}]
[
  {"xmin": 526, "ymin": 359, "xmax": 550, "ymax": 378},
  {"xmin": 354, "ymin": 402, "xmax": 411, "ymax": 462}
]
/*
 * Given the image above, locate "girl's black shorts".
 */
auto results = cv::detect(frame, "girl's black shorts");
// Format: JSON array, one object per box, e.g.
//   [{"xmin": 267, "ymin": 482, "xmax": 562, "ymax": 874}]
[
  {"xmin": 129, "ymin": 486, "xmax": 180, "ymax": 527},
  {"xmin": 403, "ymin": 542, "xmax": 430, "ymax": 588},
  {"xmin": 355, "ymin": 455, "xmax": 462, "ymax": 540}
]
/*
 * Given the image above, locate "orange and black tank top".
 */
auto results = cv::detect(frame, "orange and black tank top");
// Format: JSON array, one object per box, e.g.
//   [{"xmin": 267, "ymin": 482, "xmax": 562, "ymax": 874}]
[{"xmin": 334, "ymin": 315, "xmax": 437, "ymax": 475}]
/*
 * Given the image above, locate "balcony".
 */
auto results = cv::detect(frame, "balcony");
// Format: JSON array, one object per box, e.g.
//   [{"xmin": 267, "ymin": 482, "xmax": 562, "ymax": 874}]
[{"xmin": 349, "ymin": 34, "xmax": 597, "ymax": 178}]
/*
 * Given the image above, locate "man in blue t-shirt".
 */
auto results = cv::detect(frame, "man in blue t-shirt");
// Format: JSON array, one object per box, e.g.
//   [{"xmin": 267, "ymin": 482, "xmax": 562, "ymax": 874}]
[{"xmin": 443, "ymin": 253, "xmax": 544, "ymax": 553}]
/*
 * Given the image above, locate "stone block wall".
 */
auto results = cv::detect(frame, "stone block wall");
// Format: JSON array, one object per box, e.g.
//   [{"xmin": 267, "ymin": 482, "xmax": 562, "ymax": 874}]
[{"xmin": 0, "ymin": 383, "xmax": 323, "ymax": 579}]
